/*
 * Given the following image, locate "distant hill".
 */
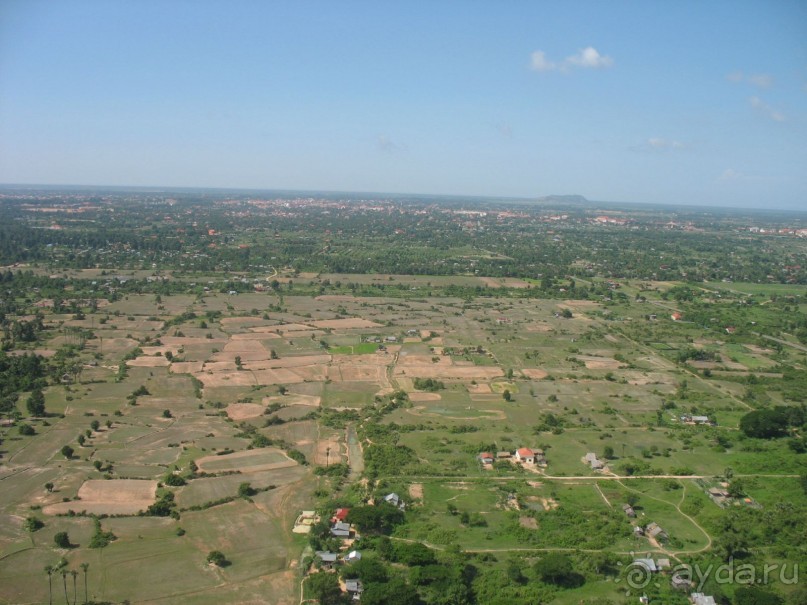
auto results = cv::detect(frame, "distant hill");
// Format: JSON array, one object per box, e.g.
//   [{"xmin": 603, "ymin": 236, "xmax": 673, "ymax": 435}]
[{"xmin": 534, "ymin": 195, "xmax": 590, "ymax": 205}]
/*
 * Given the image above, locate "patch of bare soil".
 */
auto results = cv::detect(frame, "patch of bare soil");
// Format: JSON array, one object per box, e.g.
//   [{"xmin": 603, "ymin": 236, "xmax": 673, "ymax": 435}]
[
  {"xmin": 226, "ymin": 403, "xmax": 266, "ymax": 420},
  {"xmin": 521, "ymin": 368, "xmax": 549, "ymax": 379},
  {"xmin": 408, "ymin": 392, "xmax": 442, "ymax": 402},
  {"xmin": 409, "ymin": 483, "xmax": 424, "ymax": 500},
  {"xmin": 43, "ymin": 479, "xmax": 157, "ymax": 515}
]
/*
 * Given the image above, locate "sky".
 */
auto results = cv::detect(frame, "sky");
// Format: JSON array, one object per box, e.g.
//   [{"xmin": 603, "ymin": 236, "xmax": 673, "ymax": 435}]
[{"xmin": 1, "ymin": 1, "xmax": 806, "ymax": 210}]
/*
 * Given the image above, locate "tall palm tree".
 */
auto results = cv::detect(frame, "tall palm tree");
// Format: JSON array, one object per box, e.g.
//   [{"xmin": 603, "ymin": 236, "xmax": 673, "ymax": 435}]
[
  {"xmin": 80, "ymin": 562, "xmax": 89, "ymax": 605},
  {"xmin": 44, "ymin": 565, "xmax": 53, "ymax": 605},
  {"xmin": 71, "ymin": 570, "xmax": 78, "ymax": 605},
  {"xmin": 61, "ymin": 570, "xmax": 69, "ymax": 605}
]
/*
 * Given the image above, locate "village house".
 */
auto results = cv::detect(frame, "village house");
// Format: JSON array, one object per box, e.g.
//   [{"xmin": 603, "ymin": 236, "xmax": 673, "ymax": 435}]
[
  {"xmin": 633, "ymin": 558, "xmax": 657, "ymax": 573},
  {"xmin": 690, "ymin": 593, "xmax": 717, "ymax": 605},
  {"xmin": 383, "ymin": 492, "xmax": 405, "ymax": 510},
  {"xmin": 584, "ymin": 452, "xmax": 605, "ymax": 470},
  {"xmin": 515, "ymin": 447, "xmax": 537, "ymax": 464},
  {"xmin": 496, "ymin": 451, "xmax": 512, "ymax": 460},
  {"xmin": 477, "ymin": 452, "xmax": 494, "ymax": 466},
  {"xmin": 645, "ymin": 522, "xmax": 668, "ymax": 541},
  {"xmin": 345, "ymin": 579, "xmax": 363, "ymax": 600},
  {"xmin": 622, "ymin": 503, "xmax": 636, "ymax": 518},
  {"xmin": 315, "ymin": 551, "xmax": 338, "ymax": 568},
  {"xmin": 330, "ymin": 521, "xmax": 352, "ymax": 538},
  {"xmin": 345, "ymin": 550, "xmax": 362, "ymax": 563},
  {"xmin": 671, "ymin": 312, "xmax": 683, "ymax": 321},
  {"xmin": 331, "ymin": 508, "xmax": 350, "ymax": 523}
]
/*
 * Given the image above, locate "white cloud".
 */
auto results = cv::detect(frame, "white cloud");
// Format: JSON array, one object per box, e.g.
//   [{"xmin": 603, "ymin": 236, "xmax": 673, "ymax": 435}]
[
  {"xmin": 718, "ymin": 168, "xmax": 743, "ymax": 182},
  {"xmin": 647, "ymin": 137, "xmax": 684, "ymax": 150},
  {"xmin": 565, "ymin": 46, "xmax": 613, "ymax": 69},
  {"xmin": 727, "ymin": 71, "xmax": 773, "ymax": 88},
  {"xmin": 530, "ymin": 51, "xmax": 556, "ymax": 72},
  {"xmin": 530, "ymin": 47, "xmax": 613, "ymax": 72},
  {"xmin": 749, "ymin": 96, "xmax": 785, "ymax": 122}
]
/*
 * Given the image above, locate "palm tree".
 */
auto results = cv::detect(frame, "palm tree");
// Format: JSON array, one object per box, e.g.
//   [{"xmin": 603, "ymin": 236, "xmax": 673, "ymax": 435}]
[
  {"xmin": 44, "ymin": 565, "xmax": 53, "ymax": 605},
  {"xmin": 80, "ymin": 562, "xmax": 89, "ymax": 605},
  {"xmin": 71, "ymin": 570, "xmax": 78, "ymax": 605},
  {"xmin": 61, "ymin": 570, "xmax": 69, "ymax": 605}
]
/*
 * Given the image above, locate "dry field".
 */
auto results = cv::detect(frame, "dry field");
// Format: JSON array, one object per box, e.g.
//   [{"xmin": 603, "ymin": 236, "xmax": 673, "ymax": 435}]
[{"xmin": 43, "ymin": 480, "xmax": 158, "ymax": 515}]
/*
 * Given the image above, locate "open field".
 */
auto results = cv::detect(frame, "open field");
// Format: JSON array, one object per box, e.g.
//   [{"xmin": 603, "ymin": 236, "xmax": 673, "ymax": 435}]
[{"xmin": 2, "ymin": 265, "xmax": 806, "ymax": 605}]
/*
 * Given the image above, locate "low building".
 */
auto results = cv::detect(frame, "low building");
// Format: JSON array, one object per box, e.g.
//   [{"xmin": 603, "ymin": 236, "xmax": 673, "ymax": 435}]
[
  {"xmin": 383, "ymin": 492, "xmax": 405, "ymax": 509},
  {"xmin": 690, "ymin": 593, "xmax": 717, "ymax": 605},
  {"xmin": 646, "ymin": 522, "xmax": 668, "ymax": 541},
  {"xmin": 657, "ymin": 558, "xmax": 671, "ymax": 571},
  {"xmin": 515, "ymin": 447, "xmax": 536, "ymax": 464},
  {"xmin": 345, "ymin": 579, "xmax": 363, "ymax": 600},
  {"xmin": 496, "ymin": 451, "xmax": 512, "ymax": 460},
  {"xmin": 315, "ymin": 551, "xmax": 338, "ymax": 568},
  {"xmin": 345, "ymin": 550, "xmax": 362, "ymax": 563},
  {"xmin": 478, "ymin": 452, "xmax": 494, "ymax": 465},
  {"xmin": 623, "ymin": 503, "xmax": 636, "ymax": 518},
  {"xmin": 584, "ymin": 452, "xmax": 604, "ymax": 470},
  {"xmin": 331, "ymin": 521, "xmax": 352, "ymax": 538},
  {"xmin": 633, "ymin": 558, "xmax": 657, "ymax": 573},
  {"xmin": 332, "ymin": 508, "xmax": 350, "ymax": 523}
]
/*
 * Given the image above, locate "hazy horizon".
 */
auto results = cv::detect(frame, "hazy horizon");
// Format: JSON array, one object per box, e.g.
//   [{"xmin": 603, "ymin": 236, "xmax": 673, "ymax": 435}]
[{"xmin": 1, "ymin": 2, "xmax": 805, "ymax": 210}]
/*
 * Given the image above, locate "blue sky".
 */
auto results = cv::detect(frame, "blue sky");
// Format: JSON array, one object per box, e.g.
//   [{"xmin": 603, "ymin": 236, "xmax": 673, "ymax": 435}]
[{"xmin": 1, "ymin": 1, "xmax": 805, "ymax": 209}]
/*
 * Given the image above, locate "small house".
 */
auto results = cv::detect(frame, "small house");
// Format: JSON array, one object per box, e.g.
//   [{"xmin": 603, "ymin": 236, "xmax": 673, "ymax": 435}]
[
  {"xmin": 623, "ymin": 503, "xmax": 636, "ymax": 518},
  {"xmin": 671, "ymin": 312, "xmax": 683, "ymax": 321},
  {"xmin": 496, "ymin": 451, "xmax": 512, "ymax": 460},
  {"xmin": 657, "ymin": 558, "xmax": 671, "ymax": 571},
  {"xmin": 584, "ymin": 453, "xmax": 604, "ymax": 470},
  {"xmin": 515, "ymin": 448, "xmax": 536, "ymax": 464},
  {"xmin": 633, "ymin": 558, "xmax": 657, "ymax": 573},
  {"xmin": 690, "ymin": 594, "xmax": 717, "ymax": 605},
  {"xmin": 345, "ymin": 579, "xmax": 363, "ymax": 600},
  {"xmin": 315, "ymin": 551, "xmax": 338, "ymax": 568},
  {"xmin": 345, "ymin": 550, "xmax": 362, "ymax": 563},
  {"xmin": 332, "ymin": 508, "xmax": 350, "ymax": 523},
  {"xmin": 331, "ymin": 521, "xmax": 352, "ymax": 538},
  {"xmin": 646, "ymin": 522, "xmax": 668, "ymax": 541},
  {"xmin": 478, "ymin": 452, "xmax": 494, "ymax": 465},
  {"xmin": 383, "ymin": 493, "xmax": 405, "ymax": 510},
  {"xmin": 633, "ymin": 526, "xmax": 645, "ymax": 537}
]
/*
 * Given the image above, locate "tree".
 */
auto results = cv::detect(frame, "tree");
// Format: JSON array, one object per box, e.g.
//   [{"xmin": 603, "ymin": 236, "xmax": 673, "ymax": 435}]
[
  {"xmin": 739, "ymin": 409, "xmax": 788, "ymax": 439},
  {"xmin": 80, "ymin": 562, "xmax": 89, "ymax": 605},
  {"xmin": 44, "ymin": 565, "xmax": 53, "ymax": 605},
  {"xmin": 162, "ymin": 409, "xmax": 172, "ymax": 418},
  {"xmin": 23, "ymin": 516, "xmax": 44, "ymax": 532},
  {"xmin": 61, "ymin": 570, "xmax": 69, "ymax": 605},
  {"xmin": 502, "ymin": 389, "xmax": 512, "ymax": 402},
  {"xmin": 305, "ymin": 571, "xmax": 344, "ymax": 604},
  {"xmin": 71, "ymin": 569, "xmax": 78, "ymax": 605},
  {"xmin": 18, "ymin": 423, "xmax": 35, "ymax": 436},
  {"xmin": 206, "ymin": 550, "xmax": 228, "ymax": 567},
  {"xmin": 26, "ymin": 389, "xmax": 46, "ymax": 416},
  {"xmin": 734, "ymin": 586, "xmax": 784, "ymax": 605},
  {"xmin": 54, "ymin": 532, "xmax": 71, "ymax": 549},
  {"xmin": 90, "ymin": 420, "xmax": 100, "ymax": 431},
  {"xmin": 603, "ymin": 445, "xmax": 615, "ymax": 460},
  {"xmin": 362, "ymin": 578, "xmax": 422, "ymax": 605},
  {"xmin": 534, "ymin": 553, "xmax": 583, "ymax": 588},
  {"xmin": 727, "ymin": 479, "xmax": 746, "ymax": 499},
  {"xmin": 45, "ymin": 482, "xmax": 54, "ymax": 493},
  {"xmin": 60, "ymin": 445, "xmax": 74, "ymax": 459},
  {"xmin": 238, "ymin": 482, "xmax": 257, "ymax": 498}
]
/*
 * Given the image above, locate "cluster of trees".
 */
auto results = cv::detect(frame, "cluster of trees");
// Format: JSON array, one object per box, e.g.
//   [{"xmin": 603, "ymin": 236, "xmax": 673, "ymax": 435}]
[{"xmin": 740, "ymin": 406, "xmax": 805, "ymax": 439}]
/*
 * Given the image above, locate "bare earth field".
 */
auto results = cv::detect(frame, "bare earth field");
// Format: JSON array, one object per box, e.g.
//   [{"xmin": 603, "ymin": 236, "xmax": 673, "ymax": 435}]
[{"xmin": 43, "ymin": 480, "xmax": 158, "ymax": 515}]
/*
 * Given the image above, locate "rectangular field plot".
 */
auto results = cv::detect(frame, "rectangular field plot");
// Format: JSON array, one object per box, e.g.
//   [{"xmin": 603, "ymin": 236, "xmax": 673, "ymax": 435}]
[{"xmin": 195, "ymin": 448, "xmax": 294, "ymax": 473}]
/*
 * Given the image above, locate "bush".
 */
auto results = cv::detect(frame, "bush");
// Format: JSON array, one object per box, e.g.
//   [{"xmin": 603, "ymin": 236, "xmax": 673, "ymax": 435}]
[{"xmin": 206, "ymin": 550, "xmax": 228, "ymax": 567}]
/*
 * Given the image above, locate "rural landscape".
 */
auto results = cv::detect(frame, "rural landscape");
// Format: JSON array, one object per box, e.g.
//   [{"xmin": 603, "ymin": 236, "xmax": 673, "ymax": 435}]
[{"xmin": 0, "ymin": 189, "xmax": 805, "ymax": 605}]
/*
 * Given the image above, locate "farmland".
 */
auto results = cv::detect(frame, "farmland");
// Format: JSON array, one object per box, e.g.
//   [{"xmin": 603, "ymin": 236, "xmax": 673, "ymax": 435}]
[{"xmin": 0, "ymin": 191, "xmax": 806, "ymax": 604}]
